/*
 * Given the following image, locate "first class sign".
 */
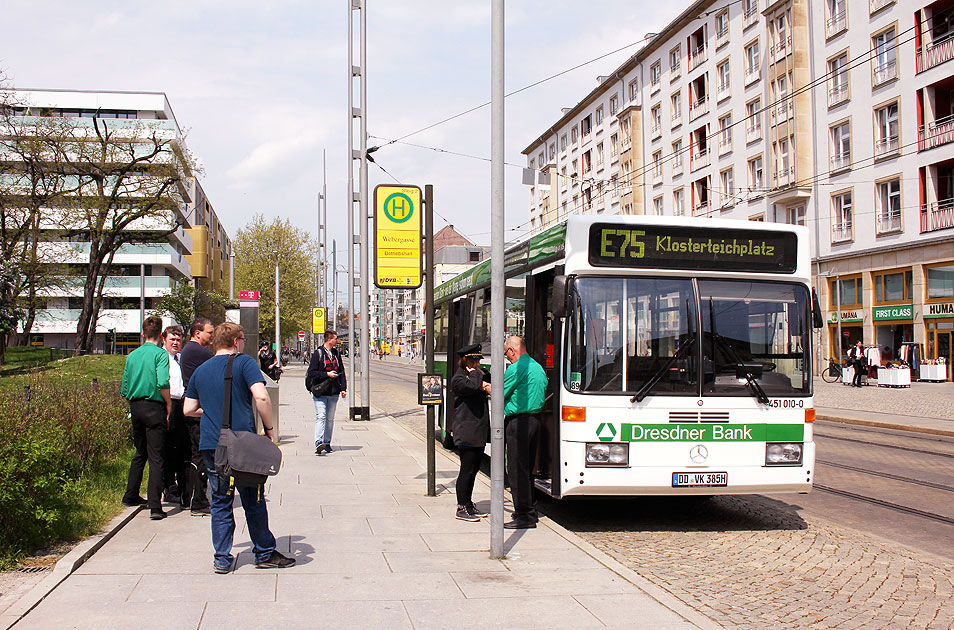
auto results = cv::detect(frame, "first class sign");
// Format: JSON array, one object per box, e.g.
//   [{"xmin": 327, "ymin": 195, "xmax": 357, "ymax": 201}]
[{"xmin": 374, "ymin": 184, "xmax": 422, "ymax": 289}]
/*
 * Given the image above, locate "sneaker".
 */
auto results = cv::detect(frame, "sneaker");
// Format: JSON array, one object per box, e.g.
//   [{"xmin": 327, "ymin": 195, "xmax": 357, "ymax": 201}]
[
  {"xmin": 323, "ymin": 444, "xmax": 332, "ymax": 453},
  {"xmin": 456, "ymin": 506, "xmax": 480, "ymax": 522},
  {"xmin": 213, "ymin": 562, "xmax": 231, "ymax": 574},
  {"xmin": 149, "ymin": 510, "xmax": 167, "ymax": 521},
  {"xmin": 121, "ymin": 496, "xmax": 147, "ymax": 507},
  {"xmin": 467, "ymin": 503, "xmax": 489, "ymax": 518},
  {"xmin": 255, "ymin": 551, "xmax": 296, "ymax": 569},
  {"xmin": 315, "ymin": 445, "xmax": 324, "ymax": 456},
  {"xmin": 191, "ymin": 507, "xmax": 211, "ymax": 516}
]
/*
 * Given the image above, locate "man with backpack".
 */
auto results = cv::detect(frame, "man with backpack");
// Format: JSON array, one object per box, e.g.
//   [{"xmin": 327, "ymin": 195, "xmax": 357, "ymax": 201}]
[{"xmin": 306, "ymin": 329, "xmax": 348, "ymax": 456}]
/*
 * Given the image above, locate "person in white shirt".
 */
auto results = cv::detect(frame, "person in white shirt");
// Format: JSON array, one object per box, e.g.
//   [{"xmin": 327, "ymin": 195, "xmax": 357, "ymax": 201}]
[{"xmin": 161, "ymin": 326, "xmax": 188, "ymax": 506}]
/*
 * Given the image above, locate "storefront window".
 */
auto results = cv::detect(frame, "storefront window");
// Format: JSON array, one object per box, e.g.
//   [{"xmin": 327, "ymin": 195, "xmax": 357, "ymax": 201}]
[
  {"xmin": 874, "ymin": 270, "xmax": 912, "ymax": 303},
  {"xmin": 927, "ymin": 264, "xmax": 954, "ymax": 299}
]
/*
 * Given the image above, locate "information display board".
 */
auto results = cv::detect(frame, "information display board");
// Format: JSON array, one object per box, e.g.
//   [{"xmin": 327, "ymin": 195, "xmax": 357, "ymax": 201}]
[{"xmin": 374, "ymin": 184, "xmax": 423, "ymax": 289}]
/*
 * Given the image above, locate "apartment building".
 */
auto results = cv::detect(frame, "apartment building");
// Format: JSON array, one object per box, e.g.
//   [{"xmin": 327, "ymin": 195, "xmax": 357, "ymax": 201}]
[
  {"xmin": 4, "ymin": 89, "xmax": 228, "ymax": 352},
  {"xmin": 523, "ymin": 0, "xmax": 954, "ymax": 377}
]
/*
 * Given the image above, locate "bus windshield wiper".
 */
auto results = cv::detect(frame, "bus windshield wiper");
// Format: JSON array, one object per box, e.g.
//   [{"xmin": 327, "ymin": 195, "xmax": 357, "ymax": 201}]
[
  {"xmin": 708, "ymin": 298, "xmax": 770, "ymax": 405},
  {"xmin": 631, "ymin": 337, "xmax": 695, "ymax": 403}
]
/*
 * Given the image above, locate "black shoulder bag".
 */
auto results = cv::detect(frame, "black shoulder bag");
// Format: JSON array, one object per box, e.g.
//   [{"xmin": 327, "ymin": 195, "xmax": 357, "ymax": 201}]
[
  {"xmin": 307, "ymin": 347, "xmax": 335, "ymax": 397},
  {"xmin": 214, "ymin": 354, "xmax": 282, "ymax": 487}
]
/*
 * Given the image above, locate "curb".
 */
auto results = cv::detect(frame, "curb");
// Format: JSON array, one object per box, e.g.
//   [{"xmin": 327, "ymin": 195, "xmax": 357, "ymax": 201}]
[
  {"xmin": 0, "ymin": 506, "xmax": 142, "ymax": 630},
  {"xmin": 817, "ymin": 414, "xmax": 954, "ymax": 437},
  {"xmin": 377, "ymin": 407, "xmax": 724, "ymax": 630}
]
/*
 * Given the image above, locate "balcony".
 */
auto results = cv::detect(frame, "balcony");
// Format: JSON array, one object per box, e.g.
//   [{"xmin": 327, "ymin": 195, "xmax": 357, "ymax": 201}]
[
  {"xmin": 716, "ymin": 25, "xmax": 729, "ymax": 48},
  {"xmin": 870, "ymin": 0, "xmax": 892, "ymax": 13},
  {"xmin": 688, "ymin": 45, "xmax": 708, "ymax": 72},
  {"xmin": 828, "ymin": 82, "xmax": 849, "ymax": 107},
  {"xmin": 920, "ymin": 198, "xmax": 954, "ymax": 233},
  {"xmin": 746, "ymin": 122, "xmax": 762, "ymax": 143},
  {"xmin": 872, "ymin": 59, "xmax": 898, "ymax": 85},
  {"xmin": 650, "ymin": 123, "xmax": 661, "ymax": 139},
  {"xmin": 826, "ymin": 10, "xmax": 847, "ymax": 38},
  {"xmin": 917, "ymin": 34, "xmax": 954, "ymax": 73},
  {"xmin": 875, "ymin": 135, "xmax": 900, "ymax": 158},
  {"xmin": 672, "ymin": 157, "xmax": 684, "ymax": 177},
  {"xmin": 691, "ymin": 147, "xmax": 710, "ymax": 170},
  {"xmin": 718, "ymin": 135, "xmax": 733, "ymax": 155},
  {"xmin": 652, "ymin": 167, "xmax": 663, "ymax": 185},
  {"xmin": 771, "ymin": 36, "xmax": 792, "ymax": 62},
  {"xmin": 773, "ymin": 167, "xmax": 793, "ymax": 188},
  {"xmin": 689, "ymin": 96, "xmax": 709, "ymax": 121},
  {"xmin": 773, "ymin": 101, "xmax": 792, "ymax": 123},
  {"xmin": 744, "ymin": 5, "xmax": 759, "ymax": 29},
  {"xmin": 717, "ymin": 83, "xmax": 731, "ymax": 102},
  {"xmin": 671, "ymin": 110, "xmax": 682, "ymax": 128},
  {"xmin": 832, "ymin": 222, "xmax": 853, "ymax": 242},
  {"xmin": 692, "ymin": 200, "xmax": 712, "ymax": 217},
  {"xmin": 877, "ymin": 209, "xmax": 902, "ymax": 234},
  {"xmin": 744, "ymin": 64, "xmax": 760, "ymax": 86},
  {"xmin": 830, "ymin": 152, "xmax": 851, "ymax": 173},
  {"xmin": 919, "ymin": 114, "xmax": 954, "ymax": 152}
]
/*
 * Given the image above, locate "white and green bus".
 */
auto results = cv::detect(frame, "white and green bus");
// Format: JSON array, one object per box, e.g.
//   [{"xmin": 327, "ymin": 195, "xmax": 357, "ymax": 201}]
[{"xmin": 434, "ymin": 215, "xmax": 822, "ymax": 497}]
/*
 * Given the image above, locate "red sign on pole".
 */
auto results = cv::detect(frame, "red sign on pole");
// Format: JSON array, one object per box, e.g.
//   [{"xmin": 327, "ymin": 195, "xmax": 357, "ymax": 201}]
[
  {"xmin": 298, "ymin": 331, "xmax": 306, "ymax": 340},
  {"xmin": 239, "ymin": 290, "xmax": 260, "ymax": 299}
]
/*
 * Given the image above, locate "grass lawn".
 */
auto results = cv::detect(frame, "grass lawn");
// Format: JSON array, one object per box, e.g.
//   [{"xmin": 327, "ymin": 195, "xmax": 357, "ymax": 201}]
[{"xmin": 0, "ymin": 354, "xmax": 126, "ymax": 393}]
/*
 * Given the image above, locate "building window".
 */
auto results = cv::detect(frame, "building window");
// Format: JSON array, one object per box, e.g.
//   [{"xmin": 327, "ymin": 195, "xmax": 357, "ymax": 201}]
[
  {"xmin": 715, "ymin": 10, "xmax": 730, "ymax": 44},
  {"xmin": 469, "ymin": 251, "xmax": 481, "ymax": 262},
  {"xmin": 717, "ymin": 60, "xmax": 731, "ymax": 99},
  {"xmin": 828, "ymin": 52, "xmax": 850, "ymax": 106},
  {"xmin": 571, "ymin": 159, "xmax": 579, "ymax": 178},
  {"xmin": 609, "ymin": 94, "xmax": 618, "ymax": 115},
  {"xmin": 693, "ymin": 176, "xmax": 710, "ymax": 215},
  {"xmin": 581, "ymin": 115, "xmax": 592, "ymax": 138},
  {"xmin": 673, "ymin": 188, "xmax": 685, "ymax": 216},
  {"xmin": 831, "ymin": 276, "xmax": 862, "ymax": 308},
  {"xmin": 672, "ymin": 139, "xmax": 684, "ymax": 172},
  {"xmin": 785, "ymin": 205, "xmax": 805, "ymax": 225},
  {"xmin": 629, "ymin": 79, "xmax": 639, "ymax": 103},
  {"xmin": 720, "ymin": 168, "xmax": 735, "ymax": 208},
  {"xmin": 774, "ymin": 13, "xmax": 789, "ymax": 58},
  {"xmin": 651, "ymin": 62, "xmax": 661, "ymax": 89},
  {"xmin": 651, "ymin": 105, "xmax": 662, "ymax": 136},
  {"xmin": 748, "ymin": 155, "xmax": 764, "ymax": 192},
  {"xmin": 872, "ymin": 27, "xmax": 898, "ymax": 85},
  {"xmin": 874, "ymin": 101, "xmax": 899, "ymax": 157},
  {"xmin": 826, "ymin": 0, "xmax": 847, "ymax": 38},
  {"xmin": 670, "ymin": 46, "xmax": 681, "ymax": 75},
  {"xmin": 832, "ymin": 191, "xmax": 853, "ymax": 242},
  {"xmin": 652, "ymin": 150, "xmax": 663, "ymax": 182},
  {"xmin": 745, "ymin": 40, "xmax": 760, "ymax": 82},
  {"xmin": 582, "ymin": 150, "xmax": 592, "ymax": 174},
  {"xmin": 560, "ymin": 134, "xmax": 567, "ymax": 151},
  {"xmin": 571, "ymin": 126, "xmax": 579, "ymax": 144},
  {"xmin": 671, "ymin": 91, "xmax": 682, "ymax": 126},
  {"xmin": 746, "ymin": 98, "xmax": 762, "ymax": 141},
  {"xmin": 595, "ymin": 106, "xmax": 604, "ymax": 125},
  {"xmin": 830, "ymin": 121, "xmax": 851, "ymax": 171},
  {"xmin": 610, "ymin": 134, "xmax": 618, "ymax": 157},
  {"xmin": 876, "ymin": 177, "xmax": 902, "ymax": 233},
  {"xmin": 529, "ymin": 158, "xmax": 535, "ymax": 170},
  {"xmin": 537, "ymin": 151, "xmax": 544, "ymax": 166},
  {"xmin": 548, "ymin": 142, "xmax": 555, "ymax": 160},
  {"xmin": 775, "ymin": 137, "xmax": 791, "ymax": 184},
  {"xmin": 718, "ymin": 114, "xmax": 732, "ymax": 153},
  {"xmin": 874, "ymin": 270, "xmax": 912, "ymax": 303},
  {"xmin": 561, "ymin": 166, "xmax": 567, "ymax": 189},
  {"xmin": 596, "ymin": 142, "xmax": 604, "ymax": 168},
  {"xmin": 653, "ymin": 196, "xmax": 664, "ymax": 215},
  {"xmin": 927, "ymin": 264, "xmax": 954, "ymax": 299}
]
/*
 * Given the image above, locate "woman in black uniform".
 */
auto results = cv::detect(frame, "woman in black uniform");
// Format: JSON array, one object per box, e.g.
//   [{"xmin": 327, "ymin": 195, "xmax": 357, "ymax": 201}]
[{"xmin": 450, "ymin": 344, "xmax": 491, "ymax": 521}]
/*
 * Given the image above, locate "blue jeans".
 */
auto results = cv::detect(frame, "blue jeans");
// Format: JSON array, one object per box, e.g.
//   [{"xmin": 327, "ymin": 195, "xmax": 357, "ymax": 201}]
[
  {"xmin": 313, "ymin": 394, "xmax": 339, "ymax": 447},
  {"xmin": 201, "ymin": 451, "xmax": 276, "ymax": 569}
]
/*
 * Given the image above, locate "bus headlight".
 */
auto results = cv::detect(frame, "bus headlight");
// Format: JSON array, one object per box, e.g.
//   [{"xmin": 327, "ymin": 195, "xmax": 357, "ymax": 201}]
[
  {"xmin": 585, "ymin": 443, "xmax": 629, "ymax": 467},
  {"xmin": 765, "ymin": 443, "xmax": 802, "ymax": 466}
]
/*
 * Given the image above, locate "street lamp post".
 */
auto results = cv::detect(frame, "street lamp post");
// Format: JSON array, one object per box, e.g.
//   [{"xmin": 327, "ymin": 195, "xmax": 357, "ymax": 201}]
[{"xmin": 275, "ymin": 257, "xmax": 280, "ymax": 358}]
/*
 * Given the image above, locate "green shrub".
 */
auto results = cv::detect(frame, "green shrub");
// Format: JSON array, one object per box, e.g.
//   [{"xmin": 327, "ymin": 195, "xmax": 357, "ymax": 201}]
[{"xmin": 0, "ymin": 373, "xmax": 130, "ymax": 566}]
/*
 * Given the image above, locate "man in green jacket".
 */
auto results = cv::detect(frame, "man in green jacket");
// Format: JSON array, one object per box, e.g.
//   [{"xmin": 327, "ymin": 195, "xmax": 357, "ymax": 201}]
[
  {"xmin": 502, "ymin": 335, "xmax": 548, "ymax": 529},
  {"xmin": 120, "ymin": 316, "xmax": 172, "ymax": 520}
]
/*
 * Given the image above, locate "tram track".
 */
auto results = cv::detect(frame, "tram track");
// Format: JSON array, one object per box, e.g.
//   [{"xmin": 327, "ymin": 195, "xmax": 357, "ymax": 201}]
[
  {"xmin": 814, "ymin": 484, "xmax": 954, "ymax": 527},
  {"xmin": 816, "ymin": 459, "xmax": 954, "ymax": 493},
  {"xmin": 814, "ymin": 431, "xmax": 954, "ymax": 459}
]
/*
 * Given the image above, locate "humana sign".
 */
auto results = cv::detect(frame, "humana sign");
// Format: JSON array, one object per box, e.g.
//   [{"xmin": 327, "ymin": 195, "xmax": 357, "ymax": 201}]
[{"xmin": 924, "ymin": 302, "xmax": 954, "ymax": 319}]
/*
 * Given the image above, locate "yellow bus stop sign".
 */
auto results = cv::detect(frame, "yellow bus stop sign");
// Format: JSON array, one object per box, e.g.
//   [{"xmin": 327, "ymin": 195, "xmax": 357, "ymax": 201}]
[
  {"xmin": 312, "ymin": 307, "xmax": 325, "ymax": 334},
  {"xmin": 374, "ymin": 184, "xmax": 422, "ymax": 289}
]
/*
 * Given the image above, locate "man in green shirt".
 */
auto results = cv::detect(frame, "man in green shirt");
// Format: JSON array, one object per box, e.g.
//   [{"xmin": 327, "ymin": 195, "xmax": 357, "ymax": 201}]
[
  {"xmin": 502, "ymin": 335, "xmax": 548, "ymax": 529},
  {"xmin": 120, "ymin": 316, "xmax": 172, "ymax": 520}
]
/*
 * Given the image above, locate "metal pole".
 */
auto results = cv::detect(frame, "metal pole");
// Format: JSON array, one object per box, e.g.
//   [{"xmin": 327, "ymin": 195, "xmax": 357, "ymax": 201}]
[
  {"xmin": 359, "ymin": 0, "xmax": 371, "ymax": 421},
  {"xmin": 229, "ymin": 255, "xmax": 235, "ymax": 301},
  {"xmin": 835, "ymin": 272, "xmax": 842, "ymax": 362},
  {"xmin": 333, "ymin": 240, "xmax": 338, "ymax": 331},
  {"xmin": 275, "ymin": 261, "xmax": 281, "ymax": 355},
  {"xmin": 140, "ymin": 263, "xmax": 145, "ymax": 327},
  {"xmin": 425, "ymin": 184, "xmax": 436, "ymax": 496},
  {"xmin": 489, "ymin": 0, "xmax": 506, "ymax": 559},
  {"xmin": 346, "ymin": 0, "xmax": 356, "ymax": 417}
]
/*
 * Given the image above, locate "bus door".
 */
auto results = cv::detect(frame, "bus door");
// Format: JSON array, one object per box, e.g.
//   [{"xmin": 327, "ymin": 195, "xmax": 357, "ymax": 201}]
[{"xmin": 527, "ymin": 266, "xmax": 562, "ymax": 497}]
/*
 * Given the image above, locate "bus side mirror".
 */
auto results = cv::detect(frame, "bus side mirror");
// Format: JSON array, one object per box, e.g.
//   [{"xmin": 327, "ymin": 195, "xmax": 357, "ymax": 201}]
[
  {"xmin": 552, "ymin": 275, "xmax": 569, "ymax": 319},
  {"xmin": 811, "ymin": 288, "xmax": 824, "ymax": 329}
]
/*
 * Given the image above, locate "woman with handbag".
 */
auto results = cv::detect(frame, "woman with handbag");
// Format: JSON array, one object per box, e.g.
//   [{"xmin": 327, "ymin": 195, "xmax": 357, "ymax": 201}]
[
  {"xmin": 450, "ymin": 343, "xmax": 491, "ymax": 521},
  {"xmin": 307, "ymin": 330, "xmax": 347, "ymax": 455}
]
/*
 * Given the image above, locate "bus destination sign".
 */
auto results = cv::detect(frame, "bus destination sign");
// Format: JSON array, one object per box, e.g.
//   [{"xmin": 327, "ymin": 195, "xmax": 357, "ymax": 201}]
[{"xmin": 588, "ymin": 223, "xmax": 797, "ymax": 274}]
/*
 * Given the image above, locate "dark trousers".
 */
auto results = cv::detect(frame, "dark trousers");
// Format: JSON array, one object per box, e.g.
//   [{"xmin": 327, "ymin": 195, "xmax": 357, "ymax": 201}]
[
  {"xmin": 505, "ymin": 413, "xmax": 540, "ymax": 521},
  {"xmin": 456, "ymin": 447, "xmax": 483, "ymax": 507},
  {"xmin": 852, "ymin": 361, "xmax": 865, "ymax": 387},
  {"xmin": 183, "ymin": 421, "xmax": 209, "ymax": 511},
  {"xmin": 124, "ymin": 399, "xmax": 167, "ymax": 510},
  {"xmin": 162, "ymin": 398, "xmax": 189, "ymax": 495}
]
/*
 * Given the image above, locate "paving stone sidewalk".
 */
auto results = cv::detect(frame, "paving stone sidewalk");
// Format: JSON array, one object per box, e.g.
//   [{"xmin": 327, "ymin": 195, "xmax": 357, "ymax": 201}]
[{"xmin": 3, "ymin": 373, "xmax": 715, "ymax": 630}]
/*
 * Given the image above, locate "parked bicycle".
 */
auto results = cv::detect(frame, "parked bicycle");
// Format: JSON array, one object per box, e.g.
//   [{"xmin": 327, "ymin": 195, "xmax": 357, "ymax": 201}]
[{"xmin": 821, "ymin": 357, "xmax": 843, "ymax": 383}]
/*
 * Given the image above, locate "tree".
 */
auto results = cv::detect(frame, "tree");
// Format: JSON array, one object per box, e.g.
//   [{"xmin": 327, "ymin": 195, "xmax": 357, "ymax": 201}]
[
  {"xmin": 151, "ymin": 281, "xmax": 236, "ymax": 328},
  {"xmin": 0, "ymin": 261, "xmax": 24, "ymax": 364},
  {"xmin": 233, "ymin": 215, "xmax": 317, "ymax": 345}
]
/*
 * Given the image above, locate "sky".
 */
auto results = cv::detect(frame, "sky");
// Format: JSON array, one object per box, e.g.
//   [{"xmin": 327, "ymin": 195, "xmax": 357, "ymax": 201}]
[{"xmin": 0, "ymin": 1, "xmax": 682, "ymax": 252}]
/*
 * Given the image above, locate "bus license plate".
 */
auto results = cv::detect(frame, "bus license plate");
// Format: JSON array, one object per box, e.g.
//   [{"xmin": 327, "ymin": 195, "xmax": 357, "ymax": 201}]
[{"xmin": 672, "ymin": 472, "xmax": 728, "ymax": 487}]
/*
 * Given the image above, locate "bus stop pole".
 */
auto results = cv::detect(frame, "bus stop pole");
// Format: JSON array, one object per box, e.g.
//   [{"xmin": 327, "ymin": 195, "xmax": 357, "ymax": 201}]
[
  {"xmin": 489, "ymin": 0, "xmax": 506, "ymax": 559},
  {"xmin": 425, "ymin": 184, "xmax": 436, "ymax": 497}
]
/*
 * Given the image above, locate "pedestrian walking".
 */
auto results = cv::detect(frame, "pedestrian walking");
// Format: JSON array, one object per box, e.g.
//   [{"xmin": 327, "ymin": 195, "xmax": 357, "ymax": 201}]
[
  {"xmin": 501, "ymin": 336, "xmax": 548, "ymax": 529},
  {"xmin": 179, "ymin": 318, "xmax": 214, "ymax": 516},
  {"xmin": 183, "ymin": 322, "xmax": 295, "ymax": 574},
  {"xmin": 160, "ymin": 325, "xmax": 188, "ymax": 506},
  {"xmin": 450, "ymin": 343, "xmax": 490, "ymax": 521},
  {"xmin": 120, "ymin": 316, "xmax": 171, "ymax": 520},
  {"xmin": 307, "ymin": 330, "xmax": 348, "ymax": 455}
]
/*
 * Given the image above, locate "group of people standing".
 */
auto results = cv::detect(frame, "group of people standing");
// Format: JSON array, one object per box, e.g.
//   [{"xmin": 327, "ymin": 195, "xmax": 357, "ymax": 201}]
[
  {"xmin": 121, "ymin": 316, "xmax": 294, "ymax": 574},
  {"xmin": 450, "ymin": 336, "xmax": 547, "ymax": 530}
]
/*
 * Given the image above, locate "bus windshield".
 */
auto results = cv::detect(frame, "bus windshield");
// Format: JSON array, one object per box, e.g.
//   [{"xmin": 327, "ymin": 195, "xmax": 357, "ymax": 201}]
[{"xmin": 565, "ymin": 277, "xmax": 810, "ymax": 397}]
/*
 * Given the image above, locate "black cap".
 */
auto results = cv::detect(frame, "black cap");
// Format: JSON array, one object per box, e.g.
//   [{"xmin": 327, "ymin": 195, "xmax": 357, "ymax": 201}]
[{"xmin": 457, "ymin": 343, "xmax": 483, "ymax": 358}]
